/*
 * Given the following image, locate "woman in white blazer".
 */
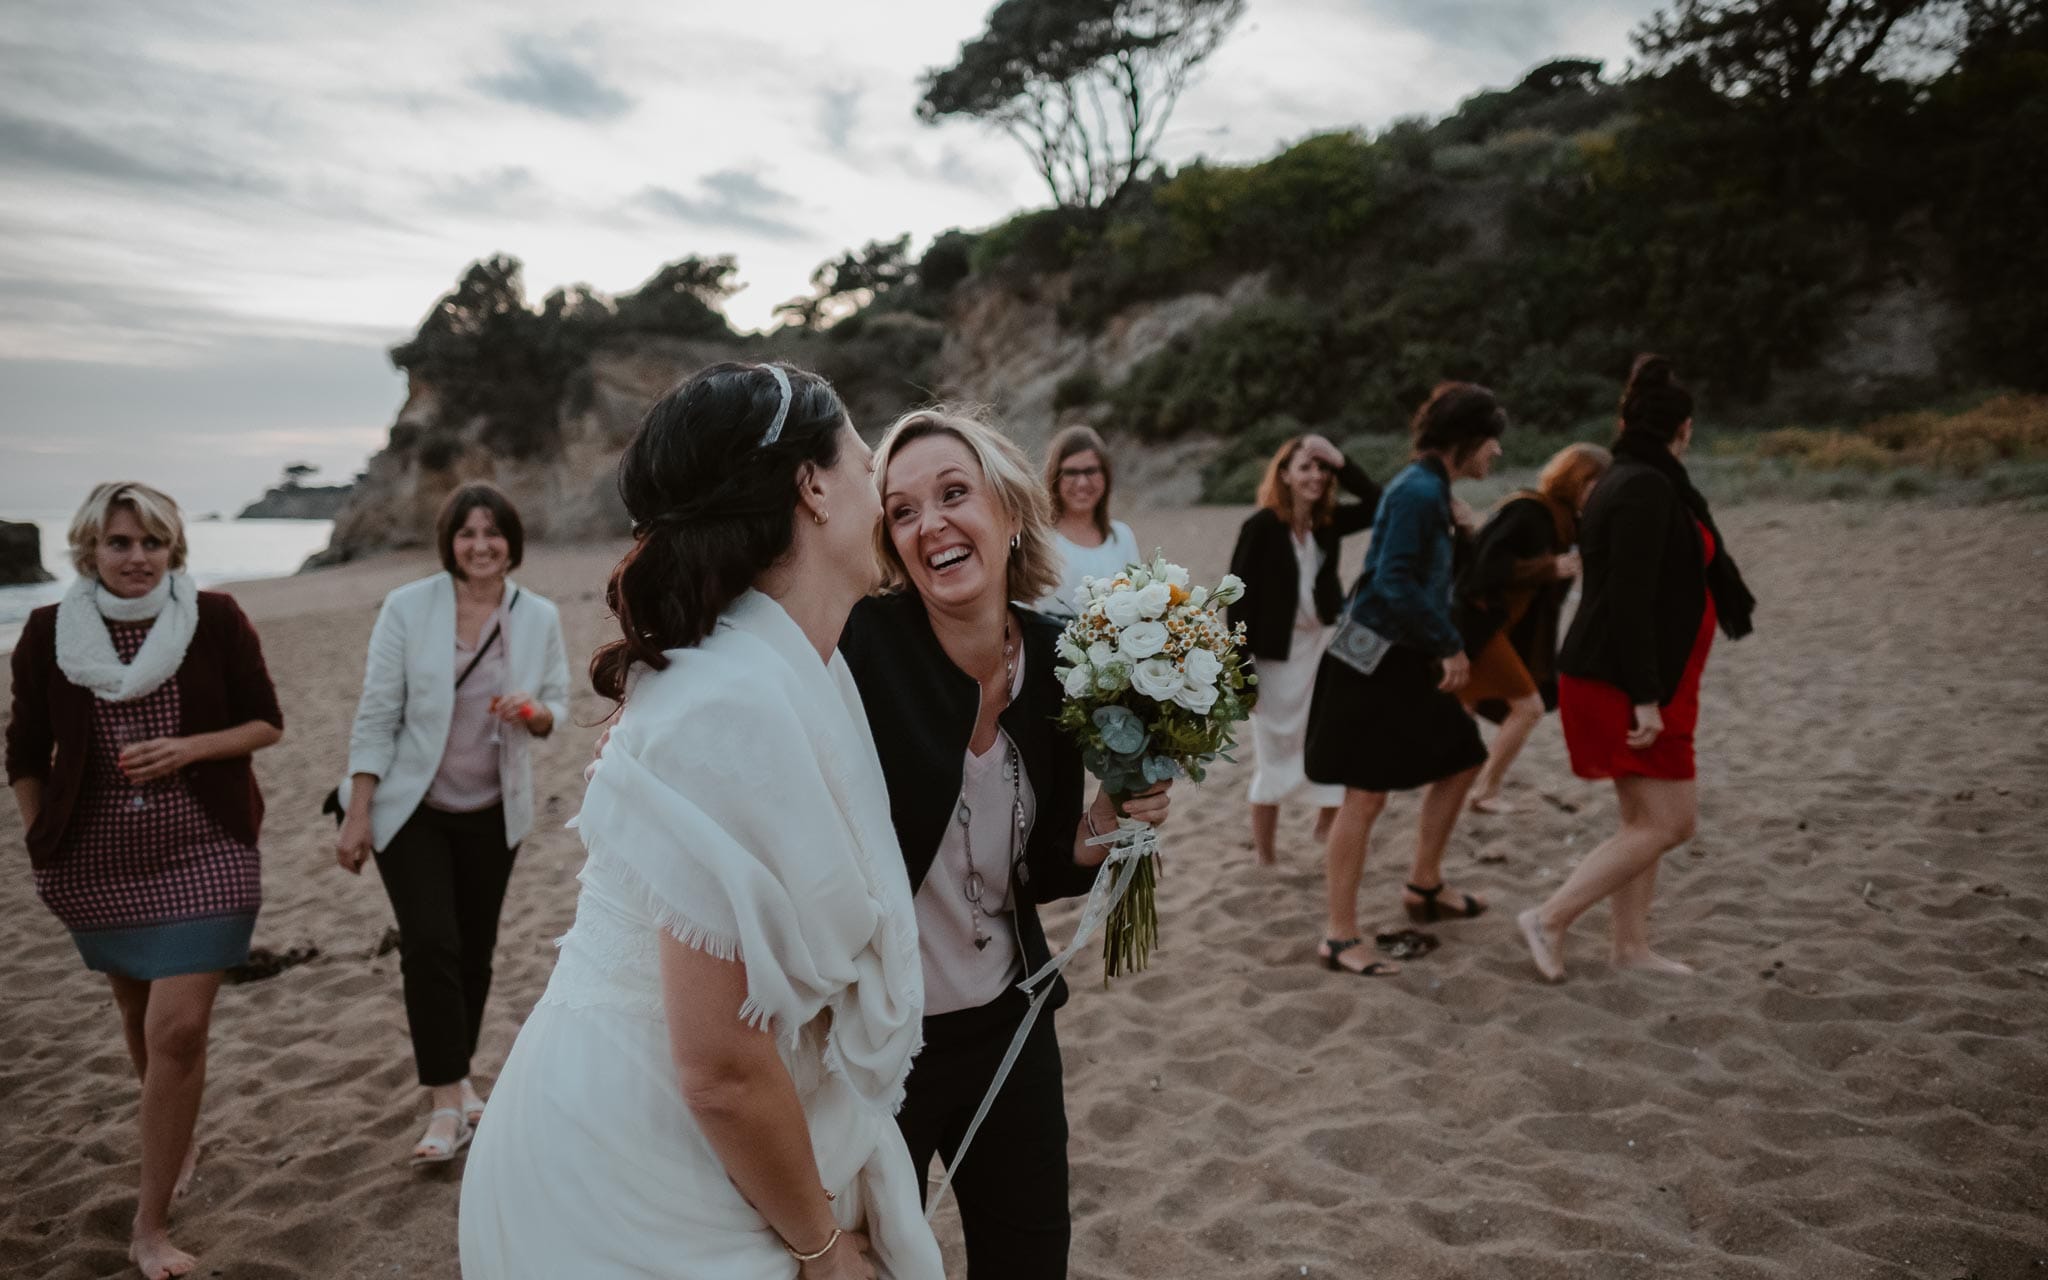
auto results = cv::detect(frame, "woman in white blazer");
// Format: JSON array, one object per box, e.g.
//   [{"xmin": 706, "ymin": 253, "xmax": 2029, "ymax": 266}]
[{"xmin": 334, "ymin": 482, "xmax": 569, "ymax": 1167}]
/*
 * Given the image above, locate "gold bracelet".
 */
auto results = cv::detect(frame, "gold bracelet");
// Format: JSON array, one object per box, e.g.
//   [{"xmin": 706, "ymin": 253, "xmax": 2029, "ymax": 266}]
[{"xmin": 787, "ymin": 1227, "xmax": 842, "ymax": 1263}]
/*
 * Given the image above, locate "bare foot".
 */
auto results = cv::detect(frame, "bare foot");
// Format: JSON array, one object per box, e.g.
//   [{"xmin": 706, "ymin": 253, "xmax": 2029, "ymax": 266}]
[
  {"xmin": 1252, "ymin": 847, "xmax": 1277, "ymax": 867},
  {"xmin": 172, "ymin": 1140, "xmax": 199, "ymax": 1200},
  {"xmin": 1518, "ymin": 908, "xmax": 1566, "ymax": 983},
  {"xmin": 130, "ymin": 1229, "xmax": 198, "ymax": 1280},
  {"xmin": 1613, "ymin": 947, "xmax": 1695, "ymax": 976},
  {"xmin": 1469, "ymin": 793, "xmax": 1516, "ymax": 815}
]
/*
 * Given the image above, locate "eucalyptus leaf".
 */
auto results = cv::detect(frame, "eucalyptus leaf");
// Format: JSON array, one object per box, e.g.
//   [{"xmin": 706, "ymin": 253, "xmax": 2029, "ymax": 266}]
[{"xmin": 1092, "ymin": 704, "xmax": 1148, "ymax": 755}]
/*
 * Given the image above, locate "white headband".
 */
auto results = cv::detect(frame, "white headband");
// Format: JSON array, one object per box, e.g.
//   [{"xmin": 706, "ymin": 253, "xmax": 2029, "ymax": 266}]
[{"xmin": 760, "ymin": 365, "xmax": 793, "ymax": 446}]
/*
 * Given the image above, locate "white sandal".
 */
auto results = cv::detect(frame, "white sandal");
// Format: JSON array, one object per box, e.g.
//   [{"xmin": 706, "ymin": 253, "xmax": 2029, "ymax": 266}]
[{"xmin": 410, "ymin": 1108, "xmax": 473, "ymax": 1167}]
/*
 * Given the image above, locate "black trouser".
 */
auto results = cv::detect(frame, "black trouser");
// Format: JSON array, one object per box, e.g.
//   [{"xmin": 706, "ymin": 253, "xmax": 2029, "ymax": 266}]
[
  {"xmin": 372, "ymin": 804, "xmax": 517, "ymax": 1087},
  {"xmin": 897, "ymin": 986, "xmax": 1070, "ymax": 1279}
]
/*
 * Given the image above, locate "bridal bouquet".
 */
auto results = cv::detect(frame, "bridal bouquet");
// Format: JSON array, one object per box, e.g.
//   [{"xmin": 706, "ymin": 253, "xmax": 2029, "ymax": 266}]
[{"xmin": 1052, "ymin": 555, "xmax": 1256, "ymax": 981}]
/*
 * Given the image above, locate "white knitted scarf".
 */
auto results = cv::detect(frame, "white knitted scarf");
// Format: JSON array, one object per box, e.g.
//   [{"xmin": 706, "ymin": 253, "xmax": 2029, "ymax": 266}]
[{"xmin": 54, "ymin": 571, "xmax": 200, "ymax": 702}]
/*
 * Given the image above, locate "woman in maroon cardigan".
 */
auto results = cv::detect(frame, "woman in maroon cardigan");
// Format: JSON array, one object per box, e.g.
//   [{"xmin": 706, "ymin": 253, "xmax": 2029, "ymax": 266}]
[{"xmin": 6, "ymin": 482, "xmax": 283, "ymax": 1280}]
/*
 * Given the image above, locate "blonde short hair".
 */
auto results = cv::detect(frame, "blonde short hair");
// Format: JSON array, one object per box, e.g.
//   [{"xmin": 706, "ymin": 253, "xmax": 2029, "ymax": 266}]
[
  {"xmin": 68, "ymin": 481, "xmax": 188, "ymax": 578},
  {"xmin": 872, "ymin": 407, "xmax": 1060, "ymax": 604}
]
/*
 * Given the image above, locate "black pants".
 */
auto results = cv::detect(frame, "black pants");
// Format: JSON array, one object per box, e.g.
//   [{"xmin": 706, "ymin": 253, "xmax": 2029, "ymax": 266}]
[
  {"xmin": 372, "ymin": 804, "xmax": 517, "ymax": 1087},
  {"xmin": 897, "ymin": 987, "xmax": 1070, "ymax": 1279}
]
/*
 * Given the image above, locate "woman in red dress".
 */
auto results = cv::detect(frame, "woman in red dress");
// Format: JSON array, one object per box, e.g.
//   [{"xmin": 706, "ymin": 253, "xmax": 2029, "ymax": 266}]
[{"xmin": 1518, "ymin": 356, "xmax": 1755, "ymax": 982}]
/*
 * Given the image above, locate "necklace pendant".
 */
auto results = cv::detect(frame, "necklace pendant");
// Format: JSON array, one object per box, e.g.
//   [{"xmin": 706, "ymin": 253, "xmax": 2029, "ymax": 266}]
[{"xmin": 973, "ymin": 932, "xmax": 990, "ymax": 951}]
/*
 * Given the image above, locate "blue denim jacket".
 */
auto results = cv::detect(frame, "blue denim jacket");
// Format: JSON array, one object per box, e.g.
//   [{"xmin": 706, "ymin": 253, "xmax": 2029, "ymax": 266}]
[{"xmin": 1345, "ymin": 456, "xmax": 1463, "ymax": 658}]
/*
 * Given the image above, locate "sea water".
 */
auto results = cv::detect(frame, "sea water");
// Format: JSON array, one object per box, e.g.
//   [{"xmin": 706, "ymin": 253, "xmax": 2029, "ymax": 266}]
[{"xmin": 1, "ymin": 517, "xmax": 335, "ymax": 651}]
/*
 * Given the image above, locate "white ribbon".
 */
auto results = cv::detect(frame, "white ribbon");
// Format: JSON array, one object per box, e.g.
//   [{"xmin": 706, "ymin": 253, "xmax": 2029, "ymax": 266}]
[{"xmin": 925, "ymin": 816, "xmax": 1159, "ymax": 1221}]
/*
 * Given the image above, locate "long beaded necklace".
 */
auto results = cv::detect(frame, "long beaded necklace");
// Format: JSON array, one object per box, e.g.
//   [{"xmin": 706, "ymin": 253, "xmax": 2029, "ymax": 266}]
[{"xmin": 956, "ymin": 618, "xmax": 1026, "ymax": 951}]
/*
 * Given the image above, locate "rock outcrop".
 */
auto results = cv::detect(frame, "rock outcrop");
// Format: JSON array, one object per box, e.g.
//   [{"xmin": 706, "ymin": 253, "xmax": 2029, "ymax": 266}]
[
  {"xmin": 303, "ymin": 276, "xmax": 1257, "ymax": 568},
  {"xmin": 307, "ymin": 337, "xmax": 744, "ymax": 567},
  {"xmin": 238, "ymin": 483, "xmax": 354, "ymax": 520},
  {"xmin": 0, "ymin": 520, "xmax": 56, "ymax": 585}
]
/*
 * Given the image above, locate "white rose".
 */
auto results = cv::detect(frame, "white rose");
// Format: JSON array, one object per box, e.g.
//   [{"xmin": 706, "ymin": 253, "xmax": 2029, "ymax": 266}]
[
  {"xmin": 1173, "ymin": 677, "xmax": 1220, "ymax": 714},
  {"xmin": 1062, "ymin": 664, "xmax": 1095, "ymax": 698},
  {"xmin": 1183, "ymin": 647, "xmax": 1223, "ymax": 686},
  {"xmin": 1119, "ymin": 619, "xmax": 1169, "ymax": 660},
  {"xmin": 1057, "ymin": 635, "xmax": 1087, "ymax": 665},
  {"xmin": 1130, "ymin": 657, "xmax": 1183, "ymax": 701},
  {"xmin": 1135, "ymin": 582, "xmax": 1172, "ymax": 619},
  {"xmin": 1164, "ymin": 563, "xmax": 1190, "ymax": 588},
  {"xmin": 1102, "ymin": 589, "xmax": 1144, "ymax": 629},
  {"xmin": 1086, "ymin": 640, "xmax": 1116, "ymax": 667},
  {"xmin": 1212, "ymin": 573, "xmax": 1246, "ymax": 605},
  {"xmin": 1186, "ymin": 584, "xmax": 1209, "ymax": 609}
]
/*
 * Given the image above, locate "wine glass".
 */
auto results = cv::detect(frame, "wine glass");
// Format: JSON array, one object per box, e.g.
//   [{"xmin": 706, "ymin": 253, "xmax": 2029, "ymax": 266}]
[{"xmin": 112, "ymin": 722, "xmax": 152, "ymax": 810}]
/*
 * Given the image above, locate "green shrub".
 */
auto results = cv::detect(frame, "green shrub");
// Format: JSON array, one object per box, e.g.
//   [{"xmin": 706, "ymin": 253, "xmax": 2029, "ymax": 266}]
[
  {"xmin": 1113, "ymin": 298, "xmax": 1336, "ymax": 442},
  {"xmin": 1054, "ymin": 367, "xmax": 1105, "ymax": 412}
]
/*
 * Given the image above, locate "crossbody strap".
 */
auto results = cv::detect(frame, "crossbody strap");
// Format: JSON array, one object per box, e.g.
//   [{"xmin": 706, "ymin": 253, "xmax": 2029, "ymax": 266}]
[{"xmin": 454, "ymin": 587, "xmax": 519, "ymax": 690}]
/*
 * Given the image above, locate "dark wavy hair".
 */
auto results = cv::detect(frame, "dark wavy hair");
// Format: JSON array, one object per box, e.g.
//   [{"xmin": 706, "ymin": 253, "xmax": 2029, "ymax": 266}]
[
  {"xmin": 1618, "ymin": 353, "xmax": 1694, "ymax": 443},
  {"xmin": 590, "ymin": 362, "xmax": 848, "ymax": 702},
  {"xmin": 1410, "ymin": 381, "xmax": 1508, "ymax": 459}
]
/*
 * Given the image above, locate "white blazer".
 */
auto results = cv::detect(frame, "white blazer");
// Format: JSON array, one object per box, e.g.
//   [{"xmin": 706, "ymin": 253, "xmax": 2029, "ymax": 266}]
[{"xmin": 341, "ymin": 573, "xmax": 570, "ymax": 852}]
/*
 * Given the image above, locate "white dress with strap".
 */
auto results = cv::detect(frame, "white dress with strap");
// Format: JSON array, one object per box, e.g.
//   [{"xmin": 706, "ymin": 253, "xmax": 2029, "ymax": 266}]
[{"xmin": 458, "ymin": 591, "xmax": 941, "ymax": 1279}]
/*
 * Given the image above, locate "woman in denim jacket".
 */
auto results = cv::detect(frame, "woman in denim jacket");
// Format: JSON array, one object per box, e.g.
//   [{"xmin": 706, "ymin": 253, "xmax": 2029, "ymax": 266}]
[{"xmin": 1302, "ymin": 383, "xmax": 1506, "ymax": 976}]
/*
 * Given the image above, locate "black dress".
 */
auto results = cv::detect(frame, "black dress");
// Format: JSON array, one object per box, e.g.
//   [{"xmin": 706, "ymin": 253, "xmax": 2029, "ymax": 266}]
[{"xmin": 1304, "ymin": 458, "xmax": 1488, "ymax": 792}]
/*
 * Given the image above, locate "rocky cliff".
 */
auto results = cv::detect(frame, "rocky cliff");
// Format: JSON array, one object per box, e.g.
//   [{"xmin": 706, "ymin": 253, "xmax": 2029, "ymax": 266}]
[{"xmin": 305, "ymin": 276, "xmax": 1256, "ymax": 567}]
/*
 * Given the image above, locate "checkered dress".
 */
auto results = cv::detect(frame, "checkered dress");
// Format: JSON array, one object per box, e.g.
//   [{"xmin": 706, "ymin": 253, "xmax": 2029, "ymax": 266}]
[{"xmin": 32, "ymin": 622, "xmax": 262, "ymax": 932}]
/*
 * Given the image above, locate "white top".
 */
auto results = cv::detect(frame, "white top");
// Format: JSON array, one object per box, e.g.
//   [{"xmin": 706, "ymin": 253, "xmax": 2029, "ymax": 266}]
[
  {"xmin": 1292, "ymin": 527, "xmax": 1326, "ymax": 632},
  {"xmin": 1036, "ymin": 518, "xmax": 1141, "ymax": 618},
  {"xmin": 916, "ymin": 651, "xmax": 1035, "ymax": 1016}
]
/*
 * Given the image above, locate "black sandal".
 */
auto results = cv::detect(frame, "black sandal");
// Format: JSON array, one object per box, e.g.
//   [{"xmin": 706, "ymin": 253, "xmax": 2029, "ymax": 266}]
[
  {"xmin": 1404, "ymin": 882, "xmax": 1488, "ymax": 924},
  {"xmin": 1319, "ymin": 937, "xmax": 1400, "ymax": 977}
]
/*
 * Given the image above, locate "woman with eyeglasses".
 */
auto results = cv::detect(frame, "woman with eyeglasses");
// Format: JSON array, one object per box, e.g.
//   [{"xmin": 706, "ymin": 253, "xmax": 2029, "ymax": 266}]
[
  {"xmin": 1225, "ymin": 435, "xmax": 1380, "ymax": 865},
  {"xmin": 1034, "ymin": 426, "xmax": 1140, "ymax": 620}
]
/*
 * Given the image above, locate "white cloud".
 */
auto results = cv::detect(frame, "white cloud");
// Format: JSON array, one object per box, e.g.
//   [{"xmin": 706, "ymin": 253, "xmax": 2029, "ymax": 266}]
[{"xmin": 0, "ymin": 0, "xmax": 1661, "ymax": 515}]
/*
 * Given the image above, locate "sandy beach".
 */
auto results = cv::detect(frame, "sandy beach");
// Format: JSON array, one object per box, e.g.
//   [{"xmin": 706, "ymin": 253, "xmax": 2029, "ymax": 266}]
[{"xmin": 3, "ymin": 499, "xmax": 2044, "ymax": 1280}]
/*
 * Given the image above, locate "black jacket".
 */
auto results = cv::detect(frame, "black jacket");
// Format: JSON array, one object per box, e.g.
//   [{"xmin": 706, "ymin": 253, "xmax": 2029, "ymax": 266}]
[
  {"xmin": 1226, "ymin": 459, "xmax": 1380, "ymax": 662},
  {"xmin": 1556, "ymin": 457, "xmax": 1711, "ymax": 707},
  {"xmin": 1455, "ymin": 493, "xmax": 1574, "ymax": 710},
  {"xmin": 838, "ymin": 591, "xmax": 1096, "ymax": 1014}
]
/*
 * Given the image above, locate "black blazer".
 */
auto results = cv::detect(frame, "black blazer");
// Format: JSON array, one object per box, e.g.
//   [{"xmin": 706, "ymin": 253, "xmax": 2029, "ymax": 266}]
[
  {"xmin": 1226, "ymin": 460, "xmax": 1380, "ymax": 662},
  {"xmin": 838, "ymin": 591, "xmax": 1097, "ymax": 1014},
  {"xmin": 1557, "ymin": 458, "xmax": 1708, "ymax": 707}
]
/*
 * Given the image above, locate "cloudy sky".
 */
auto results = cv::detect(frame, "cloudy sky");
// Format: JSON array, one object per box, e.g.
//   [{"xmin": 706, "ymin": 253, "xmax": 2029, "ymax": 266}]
[{"xmin": 0, "ymin": 0, "xmax": 1663, "ymax": 517}]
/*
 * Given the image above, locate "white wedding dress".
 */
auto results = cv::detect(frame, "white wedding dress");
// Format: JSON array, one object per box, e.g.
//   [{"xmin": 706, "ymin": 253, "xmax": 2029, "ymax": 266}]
[{"xmin": 458, "ymin": 593, "xmax": 941, "ymax": 1279}]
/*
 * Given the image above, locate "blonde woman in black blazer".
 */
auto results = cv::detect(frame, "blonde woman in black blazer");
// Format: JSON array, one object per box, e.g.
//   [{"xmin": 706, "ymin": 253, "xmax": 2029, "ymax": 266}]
[{"xmin": 1226, "ymin": 434, "xmax": 1379, "ymax": 864}]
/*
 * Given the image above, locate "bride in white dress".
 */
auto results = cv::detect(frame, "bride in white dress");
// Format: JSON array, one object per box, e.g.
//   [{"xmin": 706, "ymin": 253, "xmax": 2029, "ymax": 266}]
[{"xmin": 459, "ymin": 363, "xmax": 942, "ymax": 1280}]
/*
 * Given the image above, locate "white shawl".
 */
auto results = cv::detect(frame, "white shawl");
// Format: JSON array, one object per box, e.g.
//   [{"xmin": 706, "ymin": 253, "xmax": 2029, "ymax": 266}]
[
  {"xmin": 572, "ymin": 589, "xmax": 925, "ymax": 1110},
  {"xmin": 54, "ymin": 572, "xmax": 200, "ymax": 702}
]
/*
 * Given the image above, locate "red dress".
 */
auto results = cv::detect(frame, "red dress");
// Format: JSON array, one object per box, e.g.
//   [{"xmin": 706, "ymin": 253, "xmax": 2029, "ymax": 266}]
[{"xmin": 1559, "ymin": 523, "xmax": 1717, "ymax": 781}]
